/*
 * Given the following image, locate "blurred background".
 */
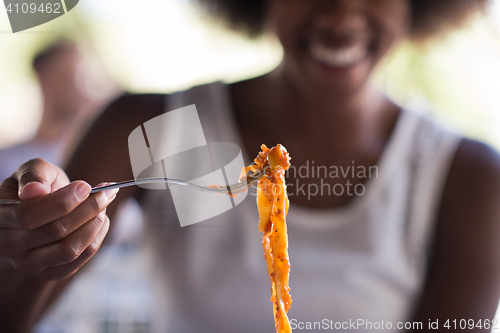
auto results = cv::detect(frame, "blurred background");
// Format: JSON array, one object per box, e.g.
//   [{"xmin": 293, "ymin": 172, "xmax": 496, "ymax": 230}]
[
  {"xmin": 2, "ymin": 0, "xmax": 500, "ymax": 332},
  {"xmin": 2, "ymin": 0, "xmax": 500, "ymax": 149}
]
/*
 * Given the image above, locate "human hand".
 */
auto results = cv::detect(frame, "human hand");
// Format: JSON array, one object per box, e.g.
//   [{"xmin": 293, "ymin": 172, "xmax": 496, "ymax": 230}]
[{"xmin": 0, "ymin": 158, "xmax": 118, "ymax": 280}]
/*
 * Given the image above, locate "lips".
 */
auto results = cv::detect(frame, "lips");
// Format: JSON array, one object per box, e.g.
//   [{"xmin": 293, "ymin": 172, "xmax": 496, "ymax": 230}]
[{"xmin": 308, "ymin": 41, "xmax": 368, "ymax": 68}]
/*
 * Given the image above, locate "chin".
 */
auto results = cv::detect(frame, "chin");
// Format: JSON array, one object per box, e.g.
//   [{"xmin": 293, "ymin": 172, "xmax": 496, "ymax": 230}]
[{"xmin": 303, "ymin": 60, "xmax": 372, "ymax": 100}]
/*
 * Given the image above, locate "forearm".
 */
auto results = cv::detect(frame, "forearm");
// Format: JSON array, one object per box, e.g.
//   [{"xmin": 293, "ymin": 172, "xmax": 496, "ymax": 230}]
[{"xmin": 0, "ymin": 257, "xmax": 59, "ymax": 333}]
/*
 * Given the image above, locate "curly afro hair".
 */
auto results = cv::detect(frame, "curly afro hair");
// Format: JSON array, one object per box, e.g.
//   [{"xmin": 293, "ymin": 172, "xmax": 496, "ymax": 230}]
[{"xmin": 195, "ymin": 0, "xmax": 489, "ymax": 40}]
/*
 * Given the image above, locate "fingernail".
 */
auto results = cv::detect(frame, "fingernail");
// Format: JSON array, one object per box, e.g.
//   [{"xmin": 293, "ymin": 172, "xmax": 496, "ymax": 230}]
[
  {"xmin": 22, "ymin": 181, "xmax": 42, "ymax": 189},
  {"xmin": 104, "ymin": 188, "xmax": 119, "ymax": 200},
  {"xmin": 75, "ymin": 182, "xmax": 91, "ymax": 201},
  {"xmin": 20, "ymin": 181, "xmax": 47, "ymax": 195}
]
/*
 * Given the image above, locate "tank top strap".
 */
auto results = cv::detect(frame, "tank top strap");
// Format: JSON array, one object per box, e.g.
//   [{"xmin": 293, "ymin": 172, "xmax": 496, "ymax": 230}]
[{"xmin": 404, "ymin": 113, "xmax": 462, "ymax": 272}]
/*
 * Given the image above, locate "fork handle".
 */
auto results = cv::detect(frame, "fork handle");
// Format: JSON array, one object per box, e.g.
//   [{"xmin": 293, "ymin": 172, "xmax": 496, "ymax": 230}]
[{"xmin": 90, "ymin": 177, "xmax": 191, "ymax": 193}]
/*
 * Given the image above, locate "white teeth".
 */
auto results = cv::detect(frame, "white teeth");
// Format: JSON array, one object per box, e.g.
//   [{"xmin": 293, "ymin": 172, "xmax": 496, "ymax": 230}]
[{"xmin": 309, "ymin": 42, "xmax": 367, "ymax": 68}]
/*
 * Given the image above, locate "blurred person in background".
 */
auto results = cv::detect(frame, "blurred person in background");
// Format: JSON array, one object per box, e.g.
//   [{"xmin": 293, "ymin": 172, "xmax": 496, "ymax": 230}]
[
  {"xmin": 1, "ymin": 1, "xmax": 499, "ymax": 333},
  {"xmin": 0, "ymin": 40, "xmax": 107, "ymax": 181}
]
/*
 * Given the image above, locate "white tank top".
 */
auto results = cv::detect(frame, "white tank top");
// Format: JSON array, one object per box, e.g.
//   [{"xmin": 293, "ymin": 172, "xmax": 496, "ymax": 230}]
[{"xmin": 141, "ymin": 82, "xmax": 461, "ymax": 332}]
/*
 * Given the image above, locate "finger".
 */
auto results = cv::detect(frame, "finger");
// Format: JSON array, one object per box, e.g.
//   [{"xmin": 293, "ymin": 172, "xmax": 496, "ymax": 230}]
[
  {"xmin": 21, "ymin": 187, "xmax": 118, "ymax": 249},
  {"xmin": 0, "ymin": 228, "xmax": 17, "ymax": 257},
  {"xmin": 19, "ymin": 211, "xmax": 109, "ymax": 272},
  {"xmin": 40, "ymin": 215, "xmax": 110, "ymax": 280},
  {"xmin": 0, "ymin": 181, "xmax": 92, "ymax": 230},
  {"xmin": 0, "ymin": 176, "xmax": 23, "ymax": 202},
  {"xmin": 14, "ymin": 158, "xmax": 69, "ymax": 200},
  {"xmin": 0, "ymin": 185, "xmax": 117, "ymax": 257}
]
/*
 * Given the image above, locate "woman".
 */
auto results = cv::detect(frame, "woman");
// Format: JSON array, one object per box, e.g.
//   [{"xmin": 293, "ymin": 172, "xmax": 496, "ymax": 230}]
[{"xmin": 0, "ymin": 0, "xmax": 498, "ymax": 332}]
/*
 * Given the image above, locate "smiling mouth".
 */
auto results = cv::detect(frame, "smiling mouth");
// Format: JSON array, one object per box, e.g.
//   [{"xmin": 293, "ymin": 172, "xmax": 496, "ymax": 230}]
[{"xmin": 308, "ymin": 41, "xmax": 367, "ymax": 69}]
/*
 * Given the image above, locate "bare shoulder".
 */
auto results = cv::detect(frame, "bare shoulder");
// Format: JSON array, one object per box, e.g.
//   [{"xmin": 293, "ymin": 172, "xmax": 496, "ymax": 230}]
[
  {"xmin": 411, "ymin": 138, "xmax": 500, "ymax": 328},
  {"xmin": 441, "ymin": 138, "xmax": 500, "ymax": 233},
  {"xmin": 449, "ymin": 138, "xmax": 500, "ymax": 191}
]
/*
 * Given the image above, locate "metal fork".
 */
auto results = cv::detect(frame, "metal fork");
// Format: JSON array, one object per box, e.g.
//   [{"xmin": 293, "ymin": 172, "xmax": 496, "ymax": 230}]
[{"xmin": 0, "ymin": 168, "xmax": 266, "ymax": 205}]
